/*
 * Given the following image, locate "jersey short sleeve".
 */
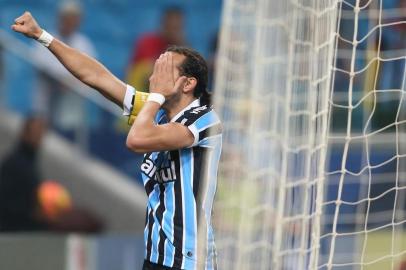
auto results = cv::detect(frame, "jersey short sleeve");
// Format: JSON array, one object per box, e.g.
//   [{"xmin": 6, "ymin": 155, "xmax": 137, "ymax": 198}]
[{"xmin": 175, "ymin": 105, "xmax": 222, "ymax": 147}]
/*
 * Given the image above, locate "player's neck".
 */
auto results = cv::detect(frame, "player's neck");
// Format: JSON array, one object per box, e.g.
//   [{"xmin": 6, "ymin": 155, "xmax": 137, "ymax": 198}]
[{"xmin": 165, "ymin": 95, "xmax": 197, "ymax": 121}]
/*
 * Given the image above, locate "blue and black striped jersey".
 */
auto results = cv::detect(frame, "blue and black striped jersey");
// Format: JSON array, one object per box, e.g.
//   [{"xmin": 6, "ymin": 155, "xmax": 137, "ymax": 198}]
[{"xmin": 141, "ymin": 99, "xmax": 222, "ymax": 270}]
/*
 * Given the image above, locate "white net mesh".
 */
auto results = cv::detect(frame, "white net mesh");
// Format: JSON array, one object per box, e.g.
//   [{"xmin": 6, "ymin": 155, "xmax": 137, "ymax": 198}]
[
  {"xmin": 213, "ymin": 0, "xmax": 338, "ymax": 269},
  {"xmin": 320, "ymin": 0, "xmax": 406, "ymax": 269},
  {"xmin": 213, "ymin": 0, "xmax": 406, "ymax": 269}
]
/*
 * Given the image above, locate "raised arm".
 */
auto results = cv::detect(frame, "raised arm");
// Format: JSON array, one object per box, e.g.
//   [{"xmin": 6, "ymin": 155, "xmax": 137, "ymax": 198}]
[{"xmin": 11, "ymin": 11, "xmax": 126, "ymax": 107}]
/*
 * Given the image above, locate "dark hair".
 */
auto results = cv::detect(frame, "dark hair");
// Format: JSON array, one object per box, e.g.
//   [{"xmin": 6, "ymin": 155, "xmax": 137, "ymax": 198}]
[{"xmin": 166, "ymin": 45, "xmax": 211, "ymax": 105}]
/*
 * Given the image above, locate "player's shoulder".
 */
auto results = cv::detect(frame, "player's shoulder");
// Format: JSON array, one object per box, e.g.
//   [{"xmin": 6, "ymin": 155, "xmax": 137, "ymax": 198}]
[{"xmin": 177, "ymin": 104, "xmax": 220, "ymax": 126}]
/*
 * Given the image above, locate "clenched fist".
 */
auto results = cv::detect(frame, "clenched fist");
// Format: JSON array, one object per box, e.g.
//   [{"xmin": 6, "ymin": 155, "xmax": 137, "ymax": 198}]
[{"xmin": 11, "ymin": 11, "xmax": 43, "ymax": 39}]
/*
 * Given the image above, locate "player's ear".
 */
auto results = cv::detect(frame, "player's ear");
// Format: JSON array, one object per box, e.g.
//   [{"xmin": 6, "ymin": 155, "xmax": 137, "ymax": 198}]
[{"xmin": 183, "ymin": 77, "xmax": 197, "ymax": 94}]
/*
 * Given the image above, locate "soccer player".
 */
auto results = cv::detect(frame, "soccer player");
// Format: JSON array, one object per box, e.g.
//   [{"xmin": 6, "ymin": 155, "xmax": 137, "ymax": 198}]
[{"xmin": 11, "ymin": 11, "xmax": 222, "ymax": 270}]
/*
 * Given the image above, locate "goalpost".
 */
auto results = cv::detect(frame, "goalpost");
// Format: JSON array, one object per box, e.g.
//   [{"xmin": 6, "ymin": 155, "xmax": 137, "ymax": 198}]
[{"xmin": 212, "ymin": 0, "xmax": 406, "ymax": 269}]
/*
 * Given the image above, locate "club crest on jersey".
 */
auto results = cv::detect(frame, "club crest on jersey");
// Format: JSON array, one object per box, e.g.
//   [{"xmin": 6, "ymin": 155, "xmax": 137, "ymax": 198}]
[{"xmin": 141, "ymin": 157, "xmax": 177, "ymax": 183}]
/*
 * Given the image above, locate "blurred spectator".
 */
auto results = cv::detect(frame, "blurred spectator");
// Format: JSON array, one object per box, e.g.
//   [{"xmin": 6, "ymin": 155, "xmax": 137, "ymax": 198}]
[
  {"xmin": 33, "ymin": 1, "xmax": 97, "ymax": 138},
  {"xmin": 126, "ymin": 6, "xmax": 186, "ymax": 91},
  {"xmin": 0, "ymin": 116, "xmax": 103, "ymax": 233},
  {"xmin": 0, "ymin": 116, "xmax": 47, "ymax": 231}
]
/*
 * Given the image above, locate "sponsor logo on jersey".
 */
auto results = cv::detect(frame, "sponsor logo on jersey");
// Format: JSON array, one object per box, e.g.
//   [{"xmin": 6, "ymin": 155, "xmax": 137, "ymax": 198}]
[{"xmin": 141, "ymin": 156, "xmax": 177, "ymax": 183}]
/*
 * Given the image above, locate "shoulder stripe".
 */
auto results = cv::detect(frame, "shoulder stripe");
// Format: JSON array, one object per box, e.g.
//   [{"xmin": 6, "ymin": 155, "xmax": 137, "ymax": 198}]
[
  {"xmin": 176, "ymin": 105, "xmax": 212, "ymax": 126},
  {"xmin": 198, "ymin": 123, "xmax": 222, "ymax": 142},
  {"xmin": 193, "ymin": 110, "xmax": 220, "ymax": 131}
]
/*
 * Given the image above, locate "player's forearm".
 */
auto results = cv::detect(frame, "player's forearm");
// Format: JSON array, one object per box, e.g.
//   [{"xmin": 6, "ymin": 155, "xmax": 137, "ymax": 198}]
[
  {"xmin": 126, "ymin": 102, "xmax": 161, "ymax": 153},
  {"xmin": 12, "ymin": 12, "xmax": 126, "ymax": 107},
  {"xmin": 47, "ymin": 38, "xmax": 126, "ymax": 107}
]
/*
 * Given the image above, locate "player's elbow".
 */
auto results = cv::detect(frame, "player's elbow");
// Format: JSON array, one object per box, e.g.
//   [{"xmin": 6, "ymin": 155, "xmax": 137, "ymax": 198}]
[{"xmin": 126, "ymin": 135, "xmax": 149, "ymax": 154}]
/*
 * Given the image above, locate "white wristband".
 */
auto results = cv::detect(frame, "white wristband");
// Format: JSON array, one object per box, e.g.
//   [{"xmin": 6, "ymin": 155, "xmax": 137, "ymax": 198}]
[
  {"xmin": 147, "ymin": 93, "xmax": 165, "ymax": 106},
  {"xmin": 37, "ymin": 30, "xmax": 54, "ymax": 47}
]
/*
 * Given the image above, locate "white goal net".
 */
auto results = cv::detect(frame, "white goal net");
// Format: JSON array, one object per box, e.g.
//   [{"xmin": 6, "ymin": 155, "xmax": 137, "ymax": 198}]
[{"xmin": 212, "ymin": 0, "xmax": 406, "ymax": 269}]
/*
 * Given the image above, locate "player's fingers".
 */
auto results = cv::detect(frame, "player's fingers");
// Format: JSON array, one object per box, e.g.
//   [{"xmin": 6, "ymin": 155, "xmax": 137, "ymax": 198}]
[
  {"xmin": 153, "ymin": 57, "xmax": 161, "ymax": 74},
  {"xmin": 157, "ymin": 53, "xmax": 165, "ymax": 67},
  {"xmin": 15, "ymin": 11, "xmax": 30, "ymax": 24},
  {"xmin": 155, "ymin": 58, "xmax": 162, "ymax": 75},
  {"xmin": 166, "ymin": 53, "xmax": 173, "ymax": 79},
  {"xmin": 161, "ymin": 53, "xmax": 169, "ymax": 74},
  {"xmin": 14, "ymin": 16, "xmax": 25, "ymax": 25},
  {"xmin": 167, "ymin": 52, "xmax": 174, "ymax": 81},
  {"xmin": 11, "ymin": 24, "xmax": 25, "ymax": 33},
  {"xmin": 157, "ymin": 54, "xmax": 166, "ymax": 74},
  {"xmin": 162, "ymin": 52, "xmax": 170, "ymax": 74}
]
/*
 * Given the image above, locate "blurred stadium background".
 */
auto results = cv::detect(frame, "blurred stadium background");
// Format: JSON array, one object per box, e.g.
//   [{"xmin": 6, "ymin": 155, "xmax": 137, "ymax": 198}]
[
  {"xmin": 0, "ymin": 1, "xmax": 220, "ymax": 269},
  {"xmin": 0, "ymin": 0, "xmax": 406, "ymax": 270}
]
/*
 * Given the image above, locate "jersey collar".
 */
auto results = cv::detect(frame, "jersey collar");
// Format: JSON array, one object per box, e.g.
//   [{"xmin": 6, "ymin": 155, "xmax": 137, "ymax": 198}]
[{"xmin": 170, "ymin": 99, "xmax": 200, "ymax": 122}]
